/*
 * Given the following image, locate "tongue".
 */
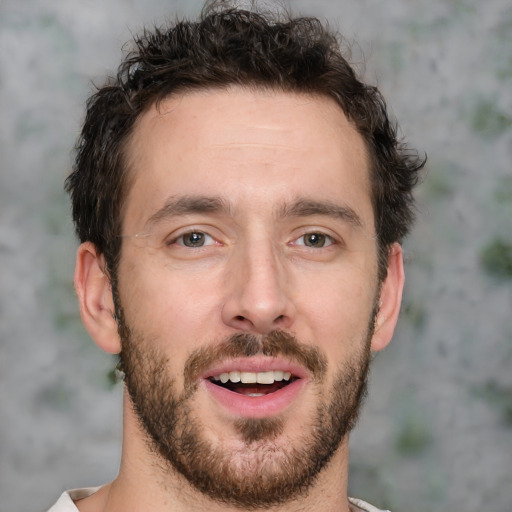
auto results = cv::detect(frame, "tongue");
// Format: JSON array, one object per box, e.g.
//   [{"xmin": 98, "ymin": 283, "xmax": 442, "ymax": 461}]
[{"xmin": 228, "ymin": 382, "xmax": 286, "ymax": 395}]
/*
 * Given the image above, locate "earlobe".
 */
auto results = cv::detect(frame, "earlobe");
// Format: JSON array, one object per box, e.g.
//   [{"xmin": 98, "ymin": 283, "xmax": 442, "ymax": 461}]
[
  {"xmin": 74, "ymin": 242, "xmax": 122, "ymax": 354},
  {"xmin": 371, "ymin": 243, "xmax": 405, "ymax": 352}
]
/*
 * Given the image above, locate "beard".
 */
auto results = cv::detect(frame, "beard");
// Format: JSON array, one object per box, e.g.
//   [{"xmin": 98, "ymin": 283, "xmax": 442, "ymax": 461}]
[{"xmin": 117, "ymin": 309, "xmax": 374, "ymax": 509}]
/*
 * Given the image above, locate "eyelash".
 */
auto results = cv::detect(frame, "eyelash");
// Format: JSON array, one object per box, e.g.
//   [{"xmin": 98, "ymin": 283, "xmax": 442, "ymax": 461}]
[
  {"xmin": 166, "ymin": 230, "xmax": 337, "ymax": 249},
  {"xmin": 292, "ymin": 232, "xmax": 336, "ymax": 248},
  {"xmin": 166, "ymin": 231, "xmax": 217, "ymax": 248}
]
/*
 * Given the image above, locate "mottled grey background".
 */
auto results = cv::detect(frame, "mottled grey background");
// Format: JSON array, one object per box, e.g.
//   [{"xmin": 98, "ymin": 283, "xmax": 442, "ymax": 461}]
[{"xmin": 0, "ymin": 1, "xmax": 511, "ymax": 511}]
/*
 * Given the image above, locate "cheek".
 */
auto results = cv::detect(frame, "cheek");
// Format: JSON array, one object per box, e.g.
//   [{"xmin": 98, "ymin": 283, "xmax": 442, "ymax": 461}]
[
  {"xmin": 117, "ymin": 267, "xmax": 224, "ymax": 391},
  {"xmin": 293, "ymin": 265, "xmax": 377, "ymax": 353},
  {"xmin": 131, "ymin": 280, "xmax": 218, "ymax": 326},
  {"xmin": 117, "ymin": 253, "xmax": 224, "ymax": 345}
]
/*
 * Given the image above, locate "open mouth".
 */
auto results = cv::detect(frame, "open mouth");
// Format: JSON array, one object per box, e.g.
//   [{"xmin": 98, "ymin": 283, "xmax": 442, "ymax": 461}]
[{"xmin": 208, "ymin": 370, "xmax": 298, "ymax": 397}]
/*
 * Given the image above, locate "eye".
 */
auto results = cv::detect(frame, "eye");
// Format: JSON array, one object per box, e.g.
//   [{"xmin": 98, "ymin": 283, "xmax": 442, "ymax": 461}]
[
  {"xmin": 295, "ymin": 232, "xmax": 334, "ymax": 248},
  {"xmin": 173, "ymin": 231, "xmax": 216, "ymax": 248}
]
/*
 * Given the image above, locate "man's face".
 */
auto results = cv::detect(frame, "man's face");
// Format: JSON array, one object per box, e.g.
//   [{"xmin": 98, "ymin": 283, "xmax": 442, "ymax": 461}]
[{"xmin": 116, "ymin": 88, "xmax": 381, "ymax": 506}]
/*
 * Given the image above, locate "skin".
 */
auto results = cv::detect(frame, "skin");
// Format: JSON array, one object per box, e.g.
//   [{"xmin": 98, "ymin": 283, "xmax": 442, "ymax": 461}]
[{"xmin": 74, "ymin": 87, "xmax": 405, "ymax": 512}]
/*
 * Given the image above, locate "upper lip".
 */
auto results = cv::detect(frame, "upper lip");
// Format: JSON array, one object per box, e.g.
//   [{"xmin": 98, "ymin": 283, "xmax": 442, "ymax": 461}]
[{"xmin": 202, "ymin": 356, "xmax": 310, "ymax": 381}]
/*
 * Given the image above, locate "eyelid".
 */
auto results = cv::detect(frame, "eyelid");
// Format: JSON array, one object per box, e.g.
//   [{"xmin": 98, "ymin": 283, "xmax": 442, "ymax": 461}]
[
  {"xmin": 171, "ymin": 231, "xmax": 216, "ymax": 247},
  {"xmin": 164, "ymin": 226, "xmax": 223, "ymax": 248},
  {"xmin": 297, "ymin": 233, "xmax": 334, "ymax": 247},
  {"xmin": 289, "ymin": 228, "xmax": 341, "ymax": 248}
]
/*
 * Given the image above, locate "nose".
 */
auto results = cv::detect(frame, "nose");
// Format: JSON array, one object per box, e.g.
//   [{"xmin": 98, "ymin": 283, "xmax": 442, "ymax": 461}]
[{"xmin": 221, "ymin": 241, "xmax": 295, "ymax": 335}]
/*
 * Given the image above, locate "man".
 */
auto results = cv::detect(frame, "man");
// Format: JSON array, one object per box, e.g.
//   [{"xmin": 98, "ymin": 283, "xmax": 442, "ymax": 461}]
[{"xmin": 48, "ymin": 2, "xmax": 424, "ymax": 511}]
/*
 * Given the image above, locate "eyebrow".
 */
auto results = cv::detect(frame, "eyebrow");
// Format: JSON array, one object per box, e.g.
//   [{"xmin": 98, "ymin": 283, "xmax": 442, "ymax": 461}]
[
  {"xmin": 144, "ymin": 195, "xmax": 363, "ymax": 230},
  {"xmin": 279, "ymin": 198, "xmax": 363, "ymax": 228},
  {"xmin": 145, "ymin": 195, "xmax": 232, "ymax": 228}
]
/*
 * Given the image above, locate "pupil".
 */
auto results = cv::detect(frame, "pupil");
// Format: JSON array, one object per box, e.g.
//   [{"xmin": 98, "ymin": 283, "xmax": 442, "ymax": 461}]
[
  {"xmin": 184, "ymin": 232, "xmax": 204, "ymax": 247},
  {"xmin": 305, "ymin": 233, "xmax": 325, "ymax": 247}
]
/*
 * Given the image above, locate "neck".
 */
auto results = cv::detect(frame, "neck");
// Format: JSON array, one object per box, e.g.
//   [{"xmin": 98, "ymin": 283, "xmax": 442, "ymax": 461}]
[{"xmin": 77, "ymin": 389, "xmax": 353, "ymax": 512}]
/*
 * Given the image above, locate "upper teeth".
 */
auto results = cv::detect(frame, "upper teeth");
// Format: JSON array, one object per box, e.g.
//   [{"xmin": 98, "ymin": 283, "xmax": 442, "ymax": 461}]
[{"xmin": 213, "ymin": 370, "xmax": 292, "ymax": 384}]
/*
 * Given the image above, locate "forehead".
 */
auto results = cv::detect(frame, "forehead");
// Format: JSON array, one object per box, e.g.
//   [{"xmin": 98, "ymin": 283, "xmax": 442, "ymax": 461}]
[{"xmin": 123, "ymin": 87, "xmax": 372, "ymax": 230}]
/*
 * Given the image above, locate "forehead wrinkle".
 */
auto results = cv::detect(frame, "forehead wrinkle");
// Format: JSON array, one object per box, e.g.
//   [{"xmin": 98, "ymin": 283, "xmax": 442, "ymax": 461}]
[
  {"xmin": 144, "ymin": 194, "xmax": 233, "ymax": 229},
  {"xmin": 209, "ymin": 142, "xmax": 295, "ymax": 149}
]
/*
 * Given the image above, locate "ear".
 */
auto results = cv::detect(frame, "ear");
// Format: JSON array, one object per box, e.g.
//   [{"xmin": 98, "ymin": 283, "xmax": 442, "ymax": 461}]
[
  {"xmin": 74, "ymin": 242, "xmax": 121, "ymax": 354},
  {"xmin": 371, "ymin": 243, "xmax": 405, "ymax": 352}
]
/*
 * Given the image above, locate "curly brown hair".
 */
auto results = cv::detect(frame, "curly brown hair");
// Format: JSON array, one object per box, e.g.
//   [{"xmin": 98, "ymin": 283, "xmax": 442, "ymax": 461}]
[{"xmin": 66, "ymin": 2, "xmax": 425, "ymax": 282}]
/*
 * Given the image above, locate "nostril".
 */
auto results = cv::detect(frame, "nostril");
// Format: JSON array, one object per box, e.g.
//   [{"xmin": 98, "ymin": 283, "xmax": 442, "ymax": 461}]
[{"xmin": 235, "ymin": 315, "xmax": 246, "ymax": 322}]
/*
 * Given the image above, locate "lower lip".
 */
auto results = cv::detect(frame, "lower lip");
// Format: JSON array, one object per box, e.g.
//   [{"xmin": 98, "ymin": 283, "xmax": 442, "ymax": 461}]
[{"xmin": 203, "ymin": 378, "xmax": 307, "ymax": 419}]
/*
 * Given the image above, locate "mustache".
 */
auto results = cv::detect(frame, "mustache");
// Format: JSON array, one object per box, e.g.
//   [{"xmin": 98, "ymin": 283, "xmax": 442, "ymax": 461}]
[{"xmin": 183, "ymin": 330, "xmax": 327, "ymax": 391}]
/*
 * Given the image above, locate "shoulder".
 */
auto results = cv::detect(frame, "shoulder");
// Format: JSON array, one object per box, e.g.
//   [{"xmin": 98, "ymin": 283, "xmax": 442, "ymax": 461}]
[
  {"xmin": 47, "ymin": 488, "xmax": 100, "ymax": 512},
  {"xmin": 349, "ymin": 496, "xmax": 391, "ymax": 512}
]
